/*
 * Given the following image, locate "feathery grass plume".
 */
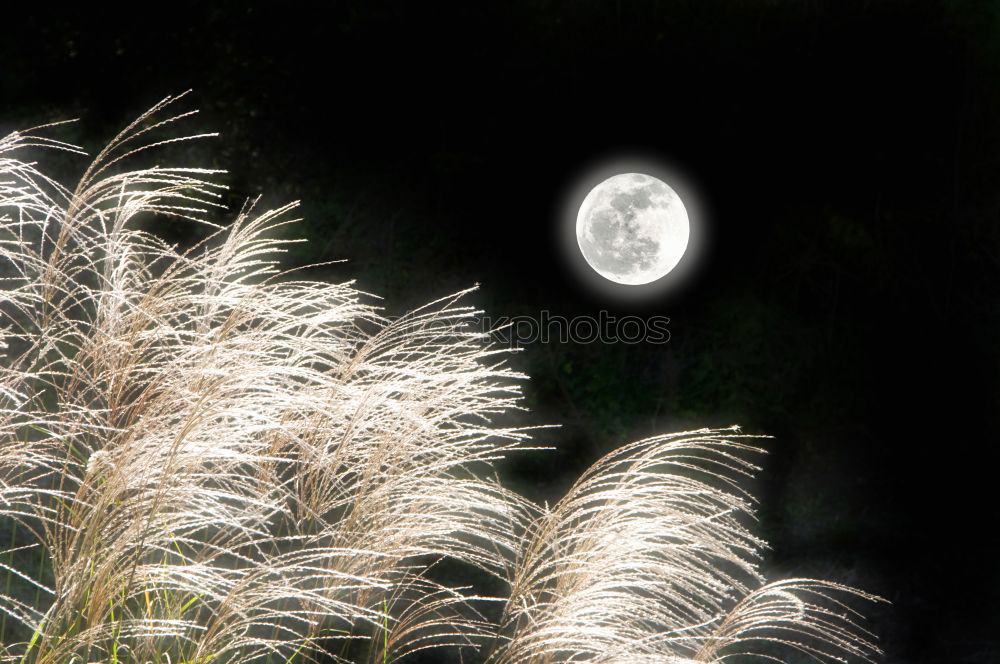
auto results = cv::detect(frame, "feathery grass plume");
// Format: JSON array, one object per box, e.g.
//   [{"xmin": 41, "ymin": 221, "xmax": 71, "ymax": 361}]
[
  {"xmin": 0, "ymin": 92, "xmax": 538, "ymax": 663},
  {"xmin": 490, "ymin": 429, "xmax": 884, "ymax": 663},
  {"xmin": 0, "ymin": 94, "xmax": 884, "ymax": 663}
]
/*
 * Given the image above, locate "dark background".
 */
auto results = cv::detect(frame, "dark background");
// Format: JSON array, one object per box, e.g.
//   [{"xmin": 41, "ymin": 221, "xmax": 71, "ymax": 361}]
[{"xmin": 3, "ymin": 2, "xmax": 998, "ymax": 661}]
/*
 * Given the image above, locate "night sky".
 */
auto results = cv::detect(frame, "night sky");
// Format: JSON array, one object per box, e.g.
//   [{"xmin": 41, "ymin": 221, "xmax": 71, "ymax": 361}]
[{"xmin": 3, "ymin": 2, "xmax": 999, "ymax": 661}]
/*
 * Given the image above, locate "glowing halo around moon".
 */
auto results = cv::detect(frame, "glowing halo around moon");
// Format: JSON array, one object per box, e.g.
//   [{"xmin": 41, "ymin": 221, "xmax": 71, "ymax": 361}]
[
  {"xmin": 558, "ymin": 157, "xmax": 706, "ymax": 302},
  {"xmin": 576, "ymin": 173, "xmax": 690, "ymax": 285}
]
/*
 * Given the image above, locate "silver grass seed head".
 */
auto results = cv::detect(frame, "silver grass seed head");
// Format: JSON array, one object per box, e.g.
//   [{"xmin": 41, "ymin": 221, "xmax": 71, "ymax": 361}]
[{"xmin": 85, "ymin": 450, "xmax": 112, "ymax": 476}]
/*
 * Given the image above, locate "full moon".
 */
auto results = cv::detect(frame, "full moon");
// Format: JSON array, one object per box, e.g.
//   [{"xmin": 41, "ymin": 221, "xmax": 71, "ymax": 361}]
[{"xmin": 576, "ymin": 173, "xmax": 689, "ymax": 285}]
